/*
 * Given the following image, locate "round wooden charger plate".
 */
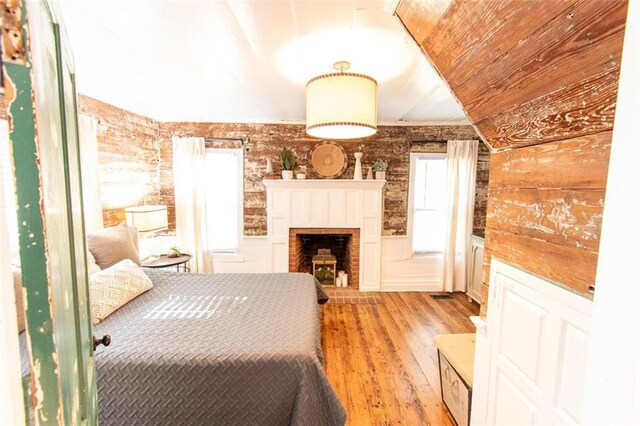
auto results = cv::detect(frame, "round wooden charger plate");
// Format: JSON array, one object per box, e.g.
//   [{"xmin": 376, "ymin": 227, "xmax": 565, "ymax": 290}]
[{"xmin": 310, "ymin": 142, "xmax": 347, "ymax": 178}]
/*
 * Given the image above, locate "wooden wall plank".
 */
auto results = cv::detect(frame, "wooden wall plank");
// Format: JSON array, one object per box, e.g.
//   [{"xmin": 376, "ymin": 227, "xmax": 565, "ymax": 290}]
[
  {"xmin": 477, "ymin": 66, "xmax": 620, "ymax": 149},
  {"xmin": 395, "ymin": 0, "xmax": 453, "ymax": 46},
  {"xmin": 480, "ymin": 283, "xmax": 489, "ymax": 316},
  {"xmin": 78, "ymin": 95, "xmax": 160, "ymax": 227},
  {"xmin": 456, "ymin": 0, "xmax": 627, "ymax": 123},
  {"xmin": 396, "ymin": 0, "xmax": 627, "ymax": 309},
  {"xmin": 485, "ymin": 228, "xmax": 597, "ymax": 296},
  {"xmin": 159, "ymin": 122, "xmax": 481, "ymax": 236},
  {"xmin": 489, "ymin": 132, "xmax": 612, "ymax": 189},
  {"xmin": 486, "ymin": 188, "xmax": 605, "ymax": 252},
  {"xmin": 424, "ymin": 0, "xmax": 573, "ymax": 90}
]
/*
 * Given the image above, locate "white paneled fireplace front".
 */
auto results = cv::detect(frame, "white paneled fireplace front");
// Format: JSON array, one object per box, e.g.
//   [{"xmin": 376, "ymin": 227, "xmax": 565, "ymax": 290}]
[{"xmin": 263, "ymin": 179, "xmax": 386, "ymax": 291}]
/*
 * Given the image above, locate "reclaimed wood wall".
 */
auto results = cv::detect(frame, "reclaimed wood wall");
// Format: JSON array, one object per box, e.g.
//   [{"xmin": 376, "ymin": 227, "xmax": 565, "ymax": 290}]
[
  {"xmin": 78, "ymin": 95, "xmax": 160, "ymax": 226},
  {"xmin": 3, "ymin": 94, "xmax": 487, "ymax": 236},
  {"xmin": 2, "ymin": 77, "xmax": 489, "ymax": 239},
  {"xmin": 397, "ymin": 0, "xmax": 628, "ymax": 313},
  {"xmin": 157, "ymin": 122, "xmax": 483, "ymax": 236}
]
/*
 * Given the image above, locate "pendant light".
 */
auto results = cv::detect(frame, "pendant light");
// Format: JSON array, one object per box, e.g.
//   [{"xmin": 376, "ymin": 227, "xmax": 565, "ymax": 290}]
[{"xmin": 306, "ymin": 61, "xmax": 378, "ymax": 139}]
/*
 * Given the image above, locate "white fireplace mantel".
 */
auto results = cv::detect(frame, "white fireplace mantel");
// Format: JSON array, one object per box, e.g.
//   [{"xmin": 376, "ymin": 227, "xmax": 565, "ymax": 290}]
[
  {"xmin": 263, "ymin": 179, "xmax": 386, "ymax": 291},
  {"xmin": 262, "ymin": 179, "xmax": 386, "ymax": 190}
]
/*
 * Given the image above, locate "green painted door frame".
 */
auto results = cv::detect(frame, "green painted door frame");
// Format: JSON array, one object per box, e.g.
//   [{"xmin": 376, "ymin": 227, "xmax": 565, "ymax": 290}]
[{"xmin": 2, "ymin": 0, "xmax": 97, "ymax": 424}]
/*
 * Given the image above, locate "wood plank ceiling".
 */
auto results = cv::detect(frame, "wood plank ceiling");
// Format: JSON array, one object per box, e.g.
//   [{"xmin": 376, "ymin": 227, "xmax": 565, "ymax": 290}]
[{"xmin": 396, "ymin": 0, "xmax": 628, "ymax": 313}]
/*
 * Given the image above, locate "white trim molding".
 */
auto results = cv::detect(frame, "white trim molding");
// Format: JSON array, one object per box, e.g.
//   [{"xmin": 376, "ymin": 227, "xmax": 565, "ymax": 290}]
[
  {"xmin": 582, "ymin": 1, "xmax": 640, "ymax": 422},
  {"xmin": 407, "ymin": 152, "xmax": 447, "ymax": 255}
]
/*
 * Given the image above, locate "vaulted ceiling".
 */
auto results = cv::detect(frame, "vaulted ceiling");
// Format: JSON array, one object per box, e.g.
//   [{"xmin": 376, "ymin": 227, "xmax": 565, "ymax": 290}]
[
  {"xmin": 396, "ymin": 0, "xmax": 628, "ymax": 152},
  {"xmin": 57, "ymin": 0, "xmax": 469, "ymax": 125}
]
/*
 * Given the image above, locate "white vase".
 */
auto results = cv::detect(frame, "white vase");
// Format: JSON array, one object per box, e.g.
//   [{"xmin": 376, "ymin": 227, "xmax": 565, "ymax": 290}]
[
  {"xmin": 354, "ymin": 152, "xmax": 363, "ymax": 180},
  {"xmin": 266, "ymin": 159, "xmax": 273, "ymax": 174},
  {"xmin": 375, "ymin": 171, "xmax": 386, "ymax": 180},
  {"xmin": 282, "ymin": 170, "xmax": 293, "ymax": 180},
  {"xmin": 366, "ymin": 166, "xmax": 373, "ymax": 180}
]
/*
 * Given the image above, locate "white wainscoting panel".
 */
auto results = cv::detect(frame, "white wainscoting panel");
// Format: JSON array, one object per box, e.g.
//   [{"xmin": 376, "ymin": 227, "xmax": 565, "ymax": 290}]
[
  {"xmin": 380, "ymin": 236, "xmax": 444, "ymax": 291},
  {"xmin": 555, "ymin": 323, "xmax": 590, "ymax": 423},
  {"xmin": 498, "ymin": 288, "xmax": 546, "ymax": 386},
  {"xmin": 473, "ymin": 259, "xmax": 592, "ymax": 425},
  {"xmin": 211, "ymin": 237, "xmax": 268, "ymax": 273},
  {"xmin": 494, "ymin": 371, "xmax": 537, "ymax": 425}
]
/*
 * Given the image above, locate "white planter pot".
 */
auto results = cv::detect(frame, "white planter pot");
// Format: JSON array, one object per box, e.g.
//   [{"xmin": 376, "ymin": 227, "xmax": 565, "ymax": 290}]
[
  {"xmin": 296, "ymin": 173, "xmax": 306, "ymax": 180},
  {"xmin": 375, "ymin": 171, "xmax": 386, "ymax": 180},
  {"xmin": 282, "ymin": 170, "xmax": 294, "ymax": 180}
]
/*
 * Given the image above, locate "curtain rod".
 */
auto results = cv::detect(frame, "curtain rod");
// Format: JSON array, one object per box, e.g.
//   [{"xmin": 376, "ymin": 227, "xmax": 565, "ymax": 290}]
[{"xmin": 203, "ymin": 137, "xmax": 248, "ymax": 143}]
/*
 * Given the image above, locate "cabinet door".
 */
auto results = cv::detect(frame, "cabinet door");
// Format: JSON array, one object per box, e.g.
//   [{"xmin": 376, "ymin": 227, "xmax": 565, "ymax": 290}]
[
  {"xmin": 3, "ymin": 0, "xmax": 97, "ymax": 423},
  {"xmin": 485, "ymin": 261, "xmax": 592, "ymax": 425}
]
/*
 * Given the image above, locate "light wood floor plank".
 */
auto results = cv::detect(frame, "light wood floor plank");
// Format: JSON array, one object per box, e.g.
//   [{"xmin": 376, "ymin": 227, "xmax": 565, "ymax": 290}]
[
  {"xmin": 372, "ymin": 300, "xmax": 451, "ymax": 426},
  {"xmin": 356, "ymin": 304, "xmax": 425, "ymax": 424},
  {"xmin": 322, "ymin": 292, "xmax": 479, "ymax": 425}
]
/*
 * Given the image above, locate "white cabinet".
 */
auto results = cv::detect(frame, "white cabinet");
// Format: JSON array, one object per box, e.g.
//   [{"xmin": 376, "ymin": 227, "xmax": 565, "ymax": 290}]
[
  {"xmin": 471, "ymin": 259, "xmax": 593, "ymax": 425},
  {"xmin": 467, "ymin": 235, "xmax": 484, "ymax": 303}
]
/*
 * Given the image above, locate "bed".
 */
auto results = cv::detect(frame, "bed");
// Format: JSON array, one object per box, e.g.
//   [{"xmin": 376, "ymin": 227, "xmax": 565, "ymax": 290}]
[{"xmin": 23, "ymin": 270, "xmax": 347, "ymax": 426}]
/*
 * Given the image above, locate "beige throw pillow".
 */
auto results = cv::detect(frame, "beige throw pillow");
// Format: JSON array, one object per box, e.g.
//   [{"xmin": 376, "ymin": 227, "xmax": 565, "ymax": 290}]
[
  {"xmin": 89, "ymin": 259, "xmax": 153, "ymax": 324},
  {"xmin": 86, "ymin": 250, "xmax": 101, "ymax": 275},
  {"xmin": 87, "ymin": 223, "xmax": 140, "ymax": 269},
  {"xmin": 127, "ymin": 225, "xmax": 139, "ymax": 254}
]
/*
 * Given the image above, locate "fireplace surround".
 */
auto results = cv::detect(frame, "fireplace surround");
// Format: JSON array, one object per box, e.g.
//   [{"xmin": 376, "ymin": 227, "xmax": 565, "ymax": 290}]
[{"xmin": 263, "ymin": 179, "xmax": 385, "ymax": 291}]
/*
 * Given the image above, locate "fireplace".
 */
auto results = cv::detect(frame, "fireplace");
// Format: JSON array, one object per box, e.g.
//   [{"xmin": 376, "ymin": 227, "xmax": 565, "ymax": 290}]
[
  {"xmin": 289, "ymin": 228, "xmax": 360, "ymax": 289},
  {"xmin": 264, "ymin": 179, "xmax": 384, "ymax": 291}
]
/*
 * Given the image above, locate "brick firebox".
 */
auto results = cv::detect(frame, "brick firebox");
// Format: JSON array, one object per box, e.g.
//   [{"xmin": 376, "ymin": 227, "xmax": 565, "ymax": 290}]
[{"xmin": 289, "ymin": 228, "xmax": 360, "ymax": 289}]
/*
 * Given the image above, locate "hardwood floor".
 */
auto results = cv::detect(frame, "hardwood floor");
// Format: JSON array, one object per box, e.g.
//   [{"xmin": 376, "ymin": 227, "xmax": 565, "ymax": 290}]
[{"xmin": 322, "ymin": 292, "xmax": 479, "ymax": 425}]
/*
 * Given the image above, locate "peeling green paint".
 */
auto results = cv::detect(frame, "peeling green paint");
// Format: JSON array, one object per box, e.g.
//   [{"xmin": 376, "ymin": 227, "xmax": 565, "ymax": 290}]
[
  {"xmin": 5, "ymin": 0, "xmax": 97, "ymax": 424},
  {"xmin": 5, "ymin": 4, "xmax": 63, "ymax": 425}
]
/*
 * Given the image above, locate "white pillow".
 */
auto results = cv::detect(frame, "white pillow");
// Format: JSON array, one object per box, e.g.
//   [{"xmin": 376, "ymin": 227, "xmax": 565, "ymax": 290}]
[
  {"xmin": 86, "ymin": 250, "xmax": 101, "ymax": 275},
  {"xmin": 89, "ymin": 259, "xmax": 153, "ymax": 324}
]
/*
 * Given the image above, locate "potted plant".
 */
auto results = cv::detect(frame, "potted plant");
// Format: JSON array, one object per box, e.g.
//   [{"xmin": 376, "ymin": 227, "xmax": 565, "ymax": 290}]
[
  {"xmin": 167, "ymin": 245, "xmax": 183, "ymax": 258},
  {"xmin": 279, "ymin": 146, "xmax": 296, "ymax": 180},
  {"xmin": 372, "ymin": 159, "xmax": 388, "ymax": 180}
]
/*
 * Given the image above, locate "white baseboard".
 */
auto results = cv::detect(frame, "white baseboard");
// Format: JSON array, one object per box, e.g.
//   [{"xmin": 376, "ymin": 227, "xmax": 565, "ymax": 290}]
[{"xmin": 380, "ymin": 281, "xmax": 443, "ymax": 292}]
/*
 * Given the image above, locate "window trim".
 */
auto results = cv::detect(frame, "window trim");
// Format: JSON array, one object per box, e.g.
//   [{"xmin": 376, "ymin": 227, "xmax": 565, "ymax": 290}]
[
  {"xmin": 204, "ymin": 147, "xmax": 243, "ymax": 254},
  {"xmin": 408, "ymin": 152, "xmax": 446, "ymax": 255}
]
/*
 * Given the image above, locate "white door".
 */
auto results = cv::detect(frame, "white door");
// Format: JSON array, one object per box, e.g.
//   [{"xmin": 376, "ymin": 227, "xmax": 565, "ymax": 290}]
[{"xmin": 485, "ymin": 260, "xmax": 592, "ymax": 425}]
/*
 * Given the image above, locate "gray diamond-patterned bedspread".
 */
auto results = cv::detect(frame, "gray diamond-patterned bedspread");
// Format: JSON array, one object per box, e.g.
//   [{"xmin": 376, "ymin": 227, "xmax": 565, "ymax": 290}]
[{"xmin": 93, "ymin": 270, "xmax": 345, "ymax": 426}]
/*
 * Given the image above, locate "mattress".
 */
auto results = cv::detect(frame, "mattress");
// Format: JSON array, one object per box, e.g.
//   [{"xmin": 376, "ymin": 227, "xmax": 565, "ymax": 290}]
[{"xmin": 23, "ymin": 270, "xmax": 345, "ymax": 426}]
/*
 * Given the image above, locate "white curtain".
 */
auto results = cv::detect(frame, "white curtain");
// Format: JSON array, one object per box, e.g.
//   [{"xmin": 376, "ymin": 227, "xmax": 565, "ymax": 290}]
[
  {"xmin": 78, "ymin": 115, "xmax": 104, "ymax": 232},
  {"xmin": 442, "ymin": 140, "xmax": 478, "ymax": 292},
  {"xmin": 172, "ymin": 137, "xmax": 211, "ymax": 273}
]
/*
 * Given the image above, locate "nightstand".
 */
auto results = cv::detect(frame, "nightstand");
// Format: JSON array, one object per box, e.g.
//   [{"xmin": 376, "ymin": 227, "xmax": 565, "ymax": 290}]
[{"xmin": 141, "ymin": 254, "xmax": 192, "ymax": 272}]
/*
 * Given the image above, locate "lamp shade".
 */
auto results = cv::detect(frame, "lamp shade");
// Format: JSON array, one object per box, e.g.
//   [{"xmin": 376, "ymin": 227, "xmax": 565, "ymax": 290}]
[
  {"xmin": 124, "ymin": 205, "xmax": 168, "ymax": 234},
  {"xmin": 306, "ymin": 65, "xmax": 377, "ymax": 139}
]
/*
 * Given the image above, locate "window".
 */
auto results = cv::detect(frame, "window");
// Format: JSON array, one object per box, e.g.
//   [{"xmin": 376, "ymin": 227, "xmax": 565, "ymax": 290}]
[
  {"xmin": 203, "ymin": 149, "xmax": 243, "ymax": 253},
  {"xmin": 0, "ymin": 120, "xmax": 19, "ymax": 258},
  {"xmin": 409, "ymin": 152, "xmax": 447, "ymax": 253}
]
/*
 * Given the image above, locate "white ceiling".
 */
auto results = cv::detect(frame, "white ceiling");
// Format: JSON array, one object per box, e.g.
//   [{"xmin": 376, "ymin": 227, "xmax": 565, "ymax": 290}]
[{"xmin": 57, "ymin": 0, "xmax": 469, "ymax": 125}]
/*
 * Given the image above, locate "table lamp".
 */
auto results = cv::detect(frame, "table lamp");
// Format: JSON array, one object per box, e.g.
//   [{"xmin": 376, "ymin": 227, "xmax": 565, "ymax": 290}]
[{"xmin": 124, "ymin": 205, "xmax": 169, "ymax": 260}]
